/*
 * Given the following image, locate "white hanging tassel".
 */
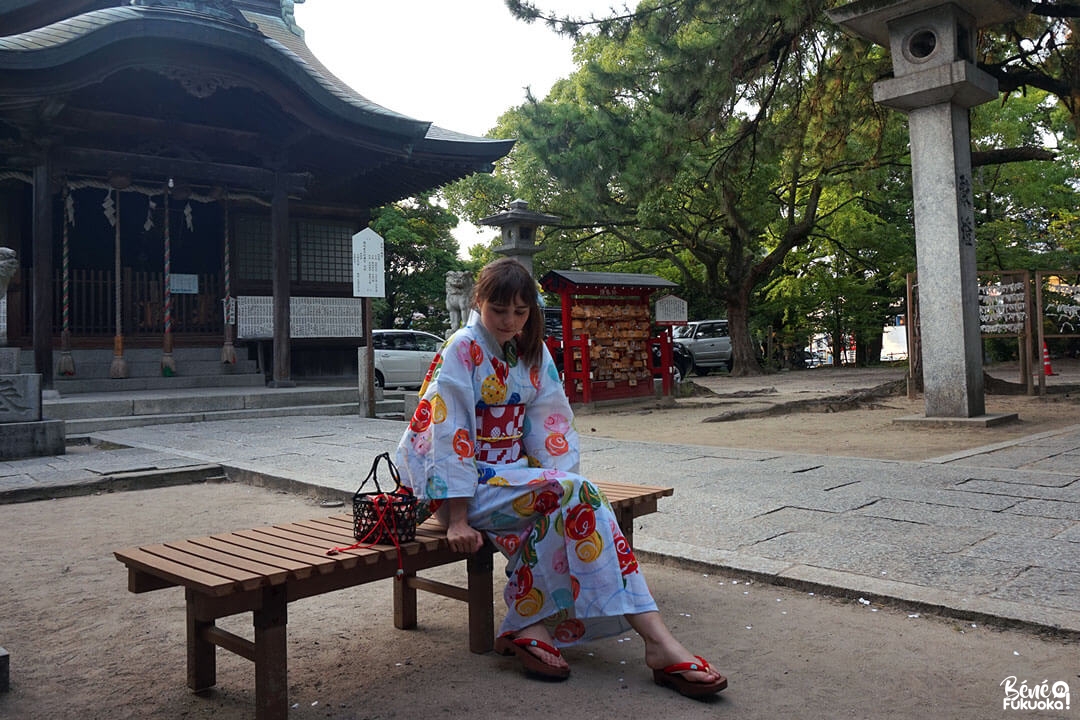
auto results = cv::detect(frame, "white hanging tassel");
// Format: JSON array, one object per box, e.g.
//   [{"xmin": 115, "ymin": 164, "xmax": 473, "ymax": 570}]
[
  {"xmin": 65, "ymin": 191, "xmax": 75, "ymax": 227},
  {"xmin": 144, "ymin": 198, "xmax": 156, "ymax": 232},
  {"xmin": 102, "ymin": 191, "xmax": 116, "ymax": 226},
  {"xmin": 184, "ymin": 201, "xmax": 193, "ymax": 231}
]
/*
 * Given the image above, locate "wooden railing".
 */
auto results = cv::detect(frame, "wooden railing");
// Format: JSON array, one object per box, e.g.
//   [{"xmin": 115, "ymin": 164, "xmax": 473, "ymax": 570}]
[{"xmin": 17, "ymin": 269, "xmax": 223, "ymax": 337}]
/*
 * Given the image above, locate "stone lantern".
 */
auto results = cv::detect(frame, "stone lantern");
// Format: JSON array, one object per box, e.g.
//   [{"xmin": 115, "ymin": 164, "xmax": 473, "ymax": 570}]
[
  {"xmin": 479, "ymin": 199, "xmax": 560, "ymax": 277},
  {"xmin": 829, "ymin": 0, "xmax": 1031, "ymax": 421}
]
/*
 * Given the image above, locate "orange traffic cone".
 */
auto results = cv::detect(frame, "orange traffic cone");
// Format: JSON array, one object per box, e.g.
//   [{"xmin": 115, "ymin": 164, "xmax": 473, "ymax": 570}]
[{"xmin": 1042, "ymin": 342, "xmax": 1055, "ymax": 376}]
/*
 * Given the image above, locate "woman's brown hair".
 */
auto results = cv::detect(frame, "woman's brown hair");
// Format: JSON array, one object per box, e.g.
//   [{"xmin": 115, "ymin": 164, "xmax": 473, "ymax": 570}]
[{"xmin": 472, "ymin": 257, "xmax": 545, "ymax": 367}]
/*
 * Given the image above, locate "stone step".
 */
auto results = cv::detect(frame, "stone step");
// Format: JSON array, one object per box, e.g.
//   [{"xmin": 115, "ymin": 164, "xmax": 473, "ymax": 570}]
[
  {"xmin": 52, "ymin": 358, "xmax": 261, "ymax": 381},
  {"xmin": 46, "ymin": 385, "xmax": 406, "ymax": 433},
  {"xmin": 19, "ymin": 347, "xmax": 263, "ymax": 384},
  {"xmin": 63, "ymin": 402, "xmax": 365, "ymax": 435},
  {"xmin": 53, "ymin": 372, "xmax": 266, "ymax": 395},
  {"xmin": 46, "ymin": 386, "xmax": 368, "ymax": 419}
]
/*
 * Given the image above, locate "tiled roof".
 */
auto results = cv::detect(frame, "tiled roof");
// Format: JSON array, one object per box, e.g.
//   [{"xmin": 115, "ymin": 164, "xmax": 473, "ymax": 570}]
[
  {"xmin": 541, "ymin": 270, "xmax": 678, "ymax": 290},
  {"xmin": 0, "ymin": 4, "xmax": 513, "ymax": 157}
]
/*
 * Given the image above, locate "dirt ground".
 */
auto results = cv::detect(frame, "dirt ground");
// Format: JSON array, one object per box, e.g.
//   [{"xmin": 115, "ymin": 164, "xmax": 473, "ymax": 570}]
[
  {"xmin": 1, "ymin": 362, "xmax": 1078, "ymax": 719},
  {"xmin": 1, "ymin": 484, "xmax": 1077, "ymax": 720}
]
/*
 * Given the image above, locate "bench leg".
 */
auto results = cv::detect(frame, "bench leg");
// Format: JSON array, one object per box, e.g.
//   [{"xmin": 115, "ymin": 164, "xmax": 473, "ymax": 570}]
[
  {"xmin": 467, "ymin": 547, "xmax": 494, "ymax": 654},
  {"xmin": 254, "ymin": 585, "xmax": 288, "ymax": 720},
  {"xmin": 615, "ymin": 507, "xmax": 634, "ymax": 547},
  {"xmin": 393, "ymin": 570, "xmax": 418, "ymax": 630},
  {"xmin": 186, "ymin": 589, "xmax": 216, "ymax": 693}
]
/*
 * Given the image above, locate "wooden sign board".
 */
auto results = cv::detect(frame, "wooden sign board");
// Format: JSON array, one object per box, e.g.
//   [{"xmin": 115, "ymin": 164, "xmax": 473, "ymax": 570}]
[
  {"xmin": 352, "ymin": 228, "xmax": 385, "ymax": 298},
  {"xmin": 654, "ymin": 294, "xmax": 688, "ymax": 325}
]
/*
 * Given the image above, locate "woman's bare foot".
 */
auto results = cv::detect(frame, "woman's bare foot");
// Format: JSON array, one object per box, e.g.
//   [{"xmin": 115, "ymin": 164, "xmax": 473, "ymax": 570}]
[
  {"xmin": 512, "ymin": 623, "xmax": 569, "ymax": 671},
  {"xmin": 627, "ymin": 611, "xmax": 725, "ymax": 686}
]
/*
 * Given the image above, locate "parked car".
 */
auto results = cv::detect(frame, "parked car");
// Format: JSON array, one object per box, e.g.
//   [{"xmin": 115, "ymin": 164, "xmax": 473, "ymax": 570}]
[
  {"xmin": 543, "ymin": 306, "xmax": 692, "ymax": 382},
  {"xmin": 654, "ymin": 337, "xmax": 693, "ymax": 383},
  {"xmin": 673, "ymin": 319, "xmax": 733, "ymax": 374},
  {"xmin": 371, "ymin": 329, "xmax": 443, "ymax": 389}
]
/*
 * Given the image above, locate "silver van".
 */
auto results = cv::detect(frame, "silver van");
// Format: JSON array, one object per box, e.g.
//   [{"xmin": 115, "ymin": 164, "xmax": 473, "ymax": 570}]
[{"xmin": 673, "ymin": 320, "xmax": 733, "ymax": 374}]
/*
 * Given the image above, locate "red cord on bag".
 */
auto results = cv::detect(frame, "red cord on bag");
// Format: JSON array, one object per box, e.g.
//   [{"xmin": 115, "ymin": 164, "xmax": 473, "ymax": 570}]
[{"xmin": 326, "ymin": 493, "xmax": 407, "ymax": 576}]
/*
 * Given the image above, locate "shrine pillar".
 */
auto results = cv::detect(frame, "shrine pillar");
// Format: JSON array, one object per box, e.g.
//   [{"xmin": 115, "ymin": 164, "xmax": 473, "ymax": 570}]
[
  {"xmin": 270, "ymin": 169, "xmax": 294, "ymax": 387},
  {"xmin": 32, "ymin": 158, "xmax": 54, "ymax": 389}
]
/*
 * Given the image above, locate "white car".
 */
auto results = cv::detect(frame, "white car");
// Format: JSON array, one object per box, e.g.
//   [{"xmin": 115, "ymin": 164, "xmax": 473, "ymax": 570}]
[{"xmin": 371, "ymin": 329, "xmax": 443, "ymax": 389}]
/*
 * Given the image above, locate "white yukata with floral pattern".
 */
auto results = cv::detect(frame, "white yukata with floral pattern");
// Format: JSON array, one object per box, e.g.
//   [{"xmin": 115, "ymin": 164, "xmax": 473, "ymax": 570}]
[{"xmin": 395, "ymin": 314, "xmax": 657, "ymax": 646}]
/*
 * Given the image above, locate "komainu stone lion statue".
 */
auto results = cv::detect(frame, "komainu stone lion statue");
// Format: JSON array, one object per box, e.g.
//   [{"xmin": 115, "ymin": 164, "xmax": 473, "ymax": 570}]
[{"xmin": 445, "ymin": 270, "xmax": 474, "ymax": 332}]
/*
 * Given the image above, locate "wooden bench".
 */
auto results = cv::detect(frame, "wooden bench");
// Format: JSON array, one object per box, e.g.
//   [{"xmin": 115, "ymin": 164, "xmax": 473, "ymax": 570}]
[{"xmin": 114, "ymin": 480, "xmax": 673, "ymax": 720}]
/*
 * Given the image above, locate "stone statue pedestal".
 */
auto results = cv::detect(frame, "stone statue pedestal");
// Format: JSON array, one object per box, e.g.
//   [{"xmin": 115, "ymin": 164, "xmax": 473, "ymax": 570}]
[{"xmin": 0, "ymin": 348, "xmax": 65, "ymax": 459}]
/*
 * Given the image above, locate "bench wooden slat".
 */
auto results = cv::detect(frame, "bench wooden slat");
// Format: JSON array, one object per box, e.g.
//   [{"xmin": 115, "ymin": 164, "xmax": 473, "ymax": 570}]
[
  {"xmin": 245, "ymin": 523, "xmax": 434, "ymax": 568},
  {"xmin": 114, "ymin": 546, "xmax": 238, "ymax": 596},
  {"xmin": 269, "ymin": 520, "xmax": 359, "ymax": 545},
  {"xmin": 286, "ymin": 519, "xmax": 442, "ymax": 558},
  {"xmin": 180, "ymin": 538, "xmax": 315, "ymax": 581},
  {"xmin": 218, "ymin": 531, "xmax": 340, "ymax": 573},
  {"xmin": 297, "ymin": 516, "xmax": 429, "ymax": 551},
  {"xmin": 165, "ymin": 540, "xmax": 292, "ymax": 581},
  {"xmin": 595, "ymin": 481, "xmax": 673, "ymax": 502},
  {"xmin": 243, "ymin": 524, "xmax": 345, "ymax": 553},
  {"xmin": 241, "ymin": 525, "xmax": 375, "ymax": 569},
  {"xmin": 144, "ymin": 543, "xmax": 267, "ymax": 592}
]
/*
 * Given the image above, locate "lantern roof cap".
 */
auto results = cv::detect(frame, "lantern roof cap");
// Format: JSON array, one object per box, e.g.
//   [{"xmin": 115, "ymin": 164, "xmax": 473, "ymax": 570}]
[
  {"xmin": 829, "ymin": 0, "xmax": 1031, "ymax": 47},
  {"xmin": 479, "ymin": 199, "xmax": 560, "ymax": 228}
]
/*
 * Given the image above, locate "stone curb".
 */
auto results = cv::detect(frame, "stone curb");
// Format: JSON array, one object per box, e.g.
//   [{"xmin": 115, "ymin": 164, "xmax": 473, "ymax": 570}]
[{"xmin": 0, "ymin": 463, "xmax": 226, "ymax": 504}]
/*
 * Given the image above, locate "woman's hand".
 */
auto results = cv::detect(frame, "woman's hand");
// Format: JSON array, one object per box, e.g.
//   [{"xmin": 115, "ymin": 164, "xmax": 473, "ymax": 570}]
[
  {"xmin": 447, "ymin": 521, "xmax": 484, "ymax": 554},
  {"xmin": 446, "ymin": 497, "xmax": 484, "ymax": 554}
]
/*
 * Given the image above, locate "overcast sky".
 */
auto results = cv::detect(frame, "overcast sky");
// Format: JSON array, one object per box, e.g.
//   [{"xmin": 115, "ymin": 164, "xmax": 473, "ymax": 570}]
[{"xmin": 294, "ymin": 1, "xmax": 614, "ymax": 252}]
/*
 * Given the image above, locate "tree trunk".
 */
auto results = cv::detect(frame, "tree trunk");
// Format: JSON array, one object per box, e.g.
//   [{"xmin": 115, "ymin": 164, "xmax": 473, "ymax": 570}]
[{"xmin": 727, "ymin": 295, "xmax": 762, "ymax": 376}]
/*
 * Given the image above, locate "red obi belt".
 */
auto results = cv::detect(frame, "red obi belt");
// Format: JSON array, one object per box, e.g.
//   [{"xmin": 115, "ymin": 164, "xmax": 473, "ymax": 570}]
[{"xmin": 475, "ymin": 403, "xmax": 525, "ymax": 465}]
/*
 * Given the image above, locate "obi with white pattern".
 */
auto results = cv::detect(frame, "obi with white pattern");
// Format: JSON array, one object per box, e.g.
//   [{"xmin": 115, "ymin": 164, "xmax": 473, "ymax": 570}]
[{"xmin": 475, "ymin": 403, "xmax": 524, "ymax": 465}]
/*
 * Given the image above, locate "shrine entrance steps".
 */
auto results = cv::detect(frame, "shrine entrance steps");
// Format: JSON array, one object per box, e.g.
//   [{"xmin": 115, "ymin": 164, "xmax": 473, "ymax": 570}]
[
  {"xmin": 21, "ymin": 347, "xmax": 406, "ymax": 434},
  {"xmin": 24, "ymin": 347, "xmax": 265, "ymax": 395},
  {"xmin": 45, "ymin": 384, "xmax": 376, "ymax": 435}
]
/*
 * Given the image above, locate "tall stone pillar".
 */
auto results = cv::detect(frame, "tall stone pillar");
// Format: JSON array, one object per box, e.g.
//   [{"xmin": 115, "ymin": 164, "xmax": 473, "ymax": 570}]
[
  {"xmin": 829, "ymin": 0, "xmax": 1031, "ymax": 419},
  {"xmin": 907, "ymin": 102, "xmax": 984, "ymax": 416}
]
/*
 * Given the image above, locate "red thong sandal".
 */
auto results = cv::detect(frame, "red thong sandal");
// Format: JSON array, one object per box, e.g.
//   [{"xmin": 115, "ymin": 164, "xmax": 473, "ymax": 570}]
[
  {"xmin": 495, "ymin": 635, "xmax": 571, "ymax": 680},
  {"xmin": 653, "ymin": 655, "xmax": 728, "ymax": 698}
]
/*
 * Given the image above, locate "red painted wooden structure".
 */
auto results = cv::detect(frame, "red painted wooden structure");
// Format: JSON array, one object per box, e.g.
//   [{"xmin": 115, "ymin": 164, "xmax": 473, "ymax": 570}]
[{"xmin": 540, "ymin": 270, "xmax": 678, "ymax": 404}]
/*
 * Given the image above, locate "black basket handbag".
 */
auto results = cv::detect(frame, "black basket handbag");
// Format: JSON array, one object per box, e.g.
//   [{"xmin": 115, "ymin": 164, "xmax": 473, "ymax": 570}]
[{"xmin": 351, "ymin": 452, "xmax": 418, "ymax": 545}]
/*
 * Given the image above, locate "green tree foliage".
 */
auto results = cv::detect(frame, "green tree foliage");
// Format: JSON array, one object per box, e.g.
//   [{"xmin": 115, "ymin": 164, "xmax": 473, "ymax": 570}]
[
  {"xmin": 442, "ymin": 1, "xmax": 1080, "ymax": 375},
  {"xmin": 971, "ymin": 89, "xmax": 1080, "ymax": 270},
  {"xmin": 489, "ymin": 0, "xmax": 904, "ymax": 374},
  {"xmin": 368, "ymin": 195, "xmax": 467, "ymax": 335},
  {"xmin": 981, "ymin": 1, "xmax": 1080, "ymax": 135},
  {"xmin": 759, "ymin": 105, "xmax": 916, "ymax": 368}
]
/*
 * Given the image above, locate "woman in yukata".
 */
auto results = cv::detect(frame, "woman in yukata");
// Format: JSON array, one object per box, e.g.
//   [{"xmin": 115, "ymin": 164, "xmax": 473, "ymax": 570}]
[{"xmin": 395, "ymin": 257, "xmax": 726, "ymax": 697}]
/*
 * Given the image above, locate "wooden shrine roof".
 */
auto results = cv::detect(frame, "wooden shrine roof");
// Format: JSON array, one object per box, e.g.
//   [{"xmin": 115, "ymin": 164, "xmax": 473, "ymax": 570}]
[
  {"xmin": 541, "ymin": 270, "xmax": 678, "ymax": 294},
  {"xmin": 0, "ymin": 1, "xmax": 514, "ymax": 208}
]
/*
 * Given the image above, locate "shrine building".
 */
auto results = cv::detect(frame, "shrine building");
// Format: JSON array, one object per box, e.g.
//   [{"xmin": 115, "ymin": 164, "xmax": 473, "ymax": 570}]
[{"xmin": 0, "ymin": 0, "xmax": 514, "ymax": 390}]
